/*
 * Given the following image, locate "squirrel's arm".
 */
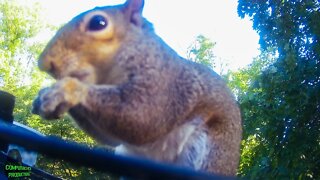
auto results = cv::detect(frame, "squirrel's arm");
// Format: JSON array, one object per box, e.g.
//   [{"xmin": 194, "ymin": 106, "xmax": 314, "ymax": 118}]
[{"xmin": 33, "ymin": 67, "xmax": 173, "ymax": 145}]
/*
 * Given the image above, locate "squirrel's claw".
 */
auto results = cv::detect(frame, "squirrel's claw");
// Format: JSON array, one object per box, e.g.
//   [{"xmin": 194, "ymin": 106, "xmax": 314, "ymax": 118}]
[{"xmin": 32, "ymin": 78, "xmax": 86, "ymax": 120}]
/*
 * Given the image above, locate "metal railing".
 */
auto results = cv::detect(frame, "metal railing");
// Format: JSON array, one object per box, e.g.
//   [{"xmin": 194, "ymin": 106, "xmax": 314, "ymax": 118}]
[{"xmin": 0, "ymin": 122, "xmax": 233, "ymax": 180}]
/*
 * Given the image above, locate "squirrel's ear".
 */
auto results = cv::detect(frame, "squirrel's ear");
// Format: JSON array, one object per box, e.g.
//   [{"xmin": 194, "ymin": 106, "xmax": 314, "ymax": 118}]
[{"xmin": 123, "ymin": 0, "xmax": 145, "ymax": 26}]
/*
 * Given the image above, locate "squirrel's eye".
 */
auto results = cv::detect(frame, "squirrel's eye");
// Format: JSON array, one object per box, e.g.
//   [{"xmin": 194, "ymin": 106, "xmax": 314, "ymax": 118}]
[
  {"xmin": 88, "ymin": 15, "xmax": 108, "ymax": 31},
  {"xmin": 82, "ymin": 11, "xmax": 114, "ymax": 39}
]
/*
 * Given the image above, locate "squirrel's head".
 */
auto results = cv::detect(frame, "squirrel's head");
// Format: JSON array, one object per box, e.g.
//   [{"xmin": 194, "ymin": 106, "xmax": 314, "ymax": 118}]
[{"xmin": 38, "ymin": 0, "xmax": 146, "ymax": 84}]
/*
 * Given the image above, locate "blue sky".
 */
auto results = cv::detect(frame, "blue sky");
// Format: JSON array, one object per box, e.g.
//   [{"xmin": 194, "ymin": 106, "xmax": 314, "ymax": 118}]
[{"xmin": 35, "ymin": 0, "xmax": 260, "ymax": 71}]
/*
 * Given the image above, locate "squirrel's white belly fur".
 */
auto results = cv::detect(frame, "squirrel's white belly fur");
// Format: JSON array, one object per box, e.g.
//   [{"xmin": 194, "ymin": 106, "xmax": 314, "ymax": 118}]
[{"xmin": 115, "ymin": 117, "xmax": 209, "ymax": 170}]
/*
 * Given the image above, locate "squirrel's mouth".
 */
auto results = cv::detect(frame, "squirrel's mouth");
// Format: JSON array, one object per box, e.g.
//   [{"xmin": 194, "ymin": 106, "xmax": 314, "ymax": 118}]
[{"xmin": 69, "ymin": 71, "xmax": 89, "ymax": 82}]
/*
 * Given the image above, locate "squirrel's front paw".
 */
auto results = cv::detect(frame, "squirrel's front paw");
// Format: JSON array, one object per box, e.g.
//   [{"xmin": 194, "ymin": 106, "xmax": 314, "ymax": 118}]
[{"xmin": 32, "ymin": 77, "xmax": 88, "ymax": 120}]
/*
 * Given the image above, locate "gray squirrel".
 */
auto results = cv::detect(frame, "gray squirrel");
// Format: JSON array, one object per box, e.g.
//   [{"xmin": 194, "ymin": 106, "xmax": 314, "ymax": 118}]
[{"xmin": 32, "ymin": 0, "xmax": 242, "ymax": 176}]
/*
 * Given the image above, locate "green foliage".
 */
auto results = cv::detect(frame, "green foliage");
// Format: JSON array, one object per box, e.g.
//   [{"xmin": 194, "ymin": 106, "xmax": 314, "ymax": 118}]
[
  {"xmin": 226, "ymin": 48, "xmax": 277, "ymax": 98},
  {"xmin": 226, "ymin": 50, "xmax": 272, "ymax": 176},
  {"xmin": 236, "ymin": 0, "xmax": 320, "ymax": 179},
  {"xmin": 226, "ymin": 49, "xmax": 276, "ymax": 176},
  {"xmin": 0, "ymin": 0, "xmax": 45, "ymax": 125},
  {"xmin": 187, "ymin": 35, "xmax": 216, "ymax": 69}
]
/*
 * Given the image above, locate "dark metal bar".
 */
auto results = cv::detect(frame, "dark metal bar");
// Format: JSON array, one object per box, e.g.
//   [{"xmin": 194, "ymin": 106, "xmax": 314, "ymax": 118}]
[
  {"xmin": 0, "ymin": 90, "xmax": 15, "ymax": 122},
  {"xmin": 0, "ymin": 90, "xmax": 15, "ymax": 153},
  {"xmin": 0, "ymin": 122, "xmax": 233, "ymax": 180}
]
